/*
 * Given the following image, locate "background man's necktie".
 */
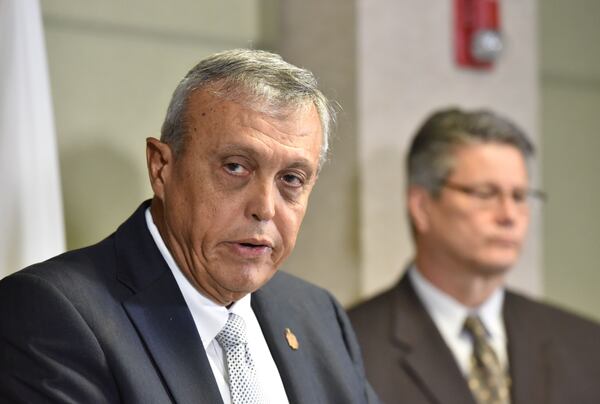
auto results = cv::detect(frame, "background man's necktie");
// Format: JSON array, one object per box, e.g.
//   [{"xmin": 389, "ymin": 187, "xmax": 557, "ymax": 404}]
[
  {"xmin": 464, "ymin": 315, "xmax": 511, "ymax": 404},
  {"xmin": 215, "ymin": 313, "xmax": 265, "ymax": 404}
]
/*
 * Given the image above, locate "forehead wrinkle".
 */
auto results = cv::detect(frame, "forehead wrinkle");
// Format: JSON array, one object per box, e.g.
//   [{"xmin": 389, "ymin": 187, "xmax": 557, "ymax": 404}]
[
  {"xmin": 246, "ymin": 125, "xmax": 314, "ymax": 155},
  {"xmin": 242, "ymin": 111, "xmax": 318, "ymax": 148},
  {"xmin": 239, "ymin": 111, "xmax": 321, "ymax": 162}
]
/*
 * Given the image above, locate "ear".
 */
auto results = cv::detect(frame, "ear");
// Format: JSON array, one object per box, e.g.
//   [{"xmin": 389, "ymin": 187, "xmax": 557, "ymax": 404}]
[
  {"xmin": 408, "ymin": 185, "xmax": 432, "ymax": 234},
  {"xmin": 146, "ymin": 137, "xmax": 173, "ymax": 200}
]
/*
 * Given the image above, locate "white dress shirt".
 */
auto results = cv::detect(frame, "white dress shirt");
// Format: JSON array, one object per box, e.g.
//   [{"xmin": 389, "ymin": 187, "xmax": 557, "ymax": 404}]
[
  {"xmin": 408, "ymin": 266, "xmax": 508, "ymax": 375},
  {"xmin": 145, "ymin": 208, "xmax": 289, "ymax": 404}
]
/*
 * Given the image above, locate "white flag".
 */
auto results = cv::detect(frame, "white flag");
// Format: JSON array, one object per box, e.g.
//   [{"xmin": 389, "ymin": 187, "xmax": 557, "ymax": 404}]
[{"xmin": 0, "ymin": 0, "xmax": 65, "ymax": 277}]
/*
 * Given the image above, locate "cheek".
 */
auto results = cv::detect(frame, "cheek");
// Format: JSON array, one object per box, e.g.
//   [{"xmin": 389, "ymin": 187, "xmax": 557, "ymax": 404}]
[
  {"xmin": 276, "ymin": 205, "xmax": 306, "ymax": 247},
  {"xmin": 520, "ymin": 212, "xmax": 531, "ymax": 230},
  {"xmin": 445, "ymin": 214, "xmax": 489, "ymax": 250},
  {"xmin": 181, "ymin": 192, "xmax": 234, "ymax": 245},
  {"xmin": 471, "ymin": 215, "xmax": 494, "ymax": 235},
  {"xmin": 514, "ymin": 216, "xmax": 530, "ymax": 242},
  {"xmin": 440, "ymin": 208, "xmax": 481, "ymax": 236},
  {"xmin": 165, "ymin": 187, "xmax": 193, "ymax": 234},
  {"xmin": 191, "ymin": 200, "xmax": 239, "ymax": 244}
]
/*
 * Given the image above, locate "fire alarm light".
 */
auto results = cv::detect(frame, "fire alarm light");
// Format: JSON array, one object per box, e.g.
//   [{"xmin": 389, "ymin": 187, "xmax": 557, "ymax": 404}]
[{"xmin": 455, "ymin": 0, "xmax": 503, "ymax": 69}]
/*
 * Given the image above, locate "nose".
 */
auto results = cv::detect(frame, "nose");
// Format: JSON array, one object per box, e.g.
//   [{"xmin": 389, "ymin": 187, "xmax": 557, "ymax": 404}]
[{"xmin": 246, "ymin": 177, "xmax": 276, "ymax": 222}]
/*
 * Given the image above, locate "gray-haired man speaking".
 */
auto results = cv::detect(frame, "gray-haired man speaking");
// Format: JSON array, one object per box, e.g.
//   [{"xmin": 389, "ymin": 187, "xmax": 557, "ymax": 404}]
[{"xmin": 0, "ymin": 49, "xmax": 378, "ymax": 404}]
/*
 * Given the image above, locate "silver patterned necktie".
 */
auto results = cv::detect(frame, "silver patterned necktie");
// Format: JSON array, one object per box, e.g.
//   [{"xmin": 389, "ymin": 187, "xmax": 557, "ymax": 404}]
[
  {"xmin": 464, "ymin": 315, "xmax": 511, "ymax": 404},
  {"xmin": 215, "ymin": 313, "xmax": 265, "ymax": 404}
]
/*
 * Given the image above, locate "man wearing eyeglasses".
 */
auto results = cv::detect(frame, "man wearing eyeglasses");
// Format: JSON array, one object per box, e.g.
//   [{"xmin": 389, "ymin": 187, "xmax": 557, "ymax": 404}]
[{"xmin": 349, "ymin": 108, "xmax": 600, "ymax": 404}]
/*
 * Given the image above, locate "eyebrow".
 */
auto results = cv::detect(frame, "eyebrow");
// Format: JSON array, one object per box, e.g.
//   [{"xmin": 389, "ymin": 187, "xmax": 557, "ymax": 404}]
[{"xmin": 217, "ymin": 144, "xmax": 317, "ymax": 179}]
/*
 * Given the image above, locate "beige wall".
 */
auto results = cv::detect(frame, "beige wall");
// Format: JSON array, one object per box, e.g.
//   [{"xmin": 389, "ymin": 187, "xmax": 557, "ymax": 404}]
[
  {"xmin": 541, "ymin": 0, "xmax": 600, "ymax": 321},
  {"xmin": 41, "ymin": 1, "xmax": 599, "ymax": 320}
]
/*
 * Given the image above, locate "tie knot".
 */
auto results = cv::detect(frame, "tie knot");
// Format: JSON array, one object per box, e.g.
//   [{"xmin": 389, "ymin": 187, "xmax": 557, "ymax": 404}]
[
  {"xmin": 216, "ymin": 313, "xmax": 248, "ymax": 350},
  {"xmin": 464, "ymin": 315, "xmax": 488, "ymax": 342}
]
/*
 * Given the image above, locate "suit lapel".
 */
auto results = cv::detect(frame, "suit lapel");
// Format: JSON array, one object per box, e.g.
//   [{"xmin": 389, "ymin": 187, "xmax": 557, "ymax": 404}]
[
  {"xmin": 392, "ymin": 276, "xmax": 477, "ymax": 404},
  {"xmin": 115, "ymin": 202, "xmax": 223, "ymax": 404},
  {"xmin": 251, "ymin": 277, "xmax": 321, "ymax": 404},
  {"xmin": 504, "ymin": 292, "xmax": 551, "ymax": 404},
  {"xmin": 123, "ymin": 271, "xmax": 223, "ymax": 404}
]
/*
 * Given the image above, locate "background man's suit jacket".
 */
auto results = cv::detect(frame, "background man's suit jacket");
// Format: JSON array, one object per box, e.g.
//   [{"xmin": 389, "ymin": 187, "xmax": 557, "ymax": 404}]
[
  {"xmin": 348, "ymin": 274, "xmax": 600, "ymax": 404},
  {"xmin": 0, "ymin": 202, "xmax": 377, "ymax": 404}
]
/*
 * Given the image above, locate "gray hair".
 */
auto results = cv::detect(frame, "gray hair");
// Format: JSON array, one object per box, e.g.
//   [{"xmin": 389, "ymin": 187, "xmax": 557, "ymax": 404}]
[
  {"xmin": 407, "ymin": 107, "xmax": 534, "ymax": 196},
  {"xmin": 160, "ymin": 49, "xmax": 336, "ymax": 168}
]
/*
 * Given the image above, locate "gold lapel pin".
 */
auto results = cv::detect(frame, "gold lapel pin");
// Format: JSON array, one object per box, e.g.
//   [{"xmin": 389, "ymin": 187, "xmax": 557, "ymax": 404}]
[{"xmin": 284, "ymin": 328, "xmax": 299, "ymax": 350}]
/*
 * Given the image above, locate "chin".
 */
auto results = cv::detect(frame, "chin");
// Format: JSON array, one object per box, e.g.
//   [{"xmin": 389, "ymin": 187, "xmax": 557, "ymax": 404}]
[
  {"xmin": 480, "ymin": 246, "xmax": 520, "ymax": 268},
  {"xmin": 477, "ymin": 257, "xmax": 517, "ymax": 275},
  {"xmin": 228, "ymin": 265, "xmax": 278, "ymax": 293}
]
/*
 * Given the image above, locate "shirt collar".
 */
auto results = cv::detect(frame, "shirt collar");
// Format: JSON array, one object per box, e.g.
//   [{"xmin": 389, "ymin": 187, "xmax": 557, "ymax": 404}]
[
  {"xmin": 409, "ymin": 265, "xmax": 505, "ymax": 339},
  {"xmin": 144, "ymin": 207, "xmax": 253, "ymax": 348},
  {"xmin": 476, "ymin": 284, "xmax": 504, "ymax": 340}
]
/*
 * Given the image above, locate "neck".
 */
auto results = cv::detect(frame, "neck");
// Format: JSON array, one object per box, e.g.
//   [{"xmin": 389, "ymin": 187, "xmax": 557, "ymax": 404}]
[{"xmin": 414, "ymin": 251, "xmax": 506, "ymax": 308}]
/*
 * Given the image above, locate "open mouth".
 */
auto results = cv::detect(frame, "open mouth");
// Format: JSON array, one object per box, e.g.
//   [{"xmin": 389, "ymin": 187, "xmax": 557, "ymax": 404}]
[
  {"xmin": 228, "ymin": 240, "xmax": 273, "ymax": 258},
  {"xmin": 240, "ymin": 242, "xmax": 266, "ymax": 248}
]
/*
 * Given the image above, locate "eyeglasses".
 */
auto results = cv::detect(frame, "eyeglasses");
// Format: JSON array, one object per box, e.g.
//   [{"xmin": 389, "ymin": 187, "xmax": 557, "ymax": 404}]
[{"xmin": 441, "ymin": 180, "xmax": 546, "ymax": 210}]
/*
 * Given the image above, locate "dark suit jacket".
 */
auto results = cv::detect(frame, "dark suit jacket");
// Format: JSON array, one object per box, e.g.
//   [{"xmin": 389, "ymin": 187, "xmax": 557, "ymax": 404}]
[
  {"xmin": 348, "ymin": 274, "xmax": 600, "ymax": 404},
  {"xmin": 0, "ymin": 202, "xmax": 377, "ymax": 404}
]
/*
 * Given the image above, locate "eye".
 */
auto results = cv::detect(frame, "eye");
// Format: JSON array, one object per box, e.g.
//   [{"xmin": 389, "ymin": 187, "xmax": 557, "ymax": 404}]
[
  {"xmin": 512, "ymin": 189, "xmax": 527, "ymax": 203},
  {"xmin": 471, "ymin": 187, "xmax": 498, "ymax": 200},
  {"xmin": 280, "ymin": 172, "xmax": 305, "ymax": 188},
  {"xmin": 223, "ymin": 162, "xmax": 249, "ymax": 176}
]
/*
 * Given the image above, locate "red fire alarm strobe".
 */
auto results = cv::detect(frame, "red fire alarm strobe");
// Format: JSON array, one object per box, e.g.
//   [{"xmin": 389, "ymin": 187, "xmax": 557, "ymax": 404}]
[{"xmin": 455, "ymin": 0, "xmax": 503, "ymax": 69}]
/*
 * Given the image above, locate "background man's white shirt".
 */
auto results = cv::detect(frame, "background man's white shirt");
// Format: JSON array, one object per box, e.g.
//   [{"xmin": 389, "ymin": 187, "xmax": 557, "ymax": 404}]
[{"xmin": 409, "ymin": 266, "xmax": 508, "ymax": 375}]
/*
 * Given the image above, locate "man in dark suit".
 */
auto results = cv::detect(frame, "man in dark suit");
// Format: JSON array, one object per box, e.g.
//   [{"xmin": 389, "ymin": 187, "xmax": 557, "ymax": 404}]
[
  {"xmin": 349, "ymin": 108, "xmax": 600, "ymax": 404},
  {"xmin": 0, "ymin": 49, "xmax": 377, "ymax": 404}
]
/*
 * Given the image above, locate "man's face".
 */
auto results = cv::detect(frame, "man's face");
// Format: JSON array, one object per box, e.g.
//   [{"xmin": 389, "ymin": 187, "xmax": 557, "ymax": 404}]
[
  {"xmin": 417, "ymin": 143, "xmax": 530, "ymax": 277},
  {"xmin": 148, "ymin": 90, "xmax": 322, "ymax": 305}
]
